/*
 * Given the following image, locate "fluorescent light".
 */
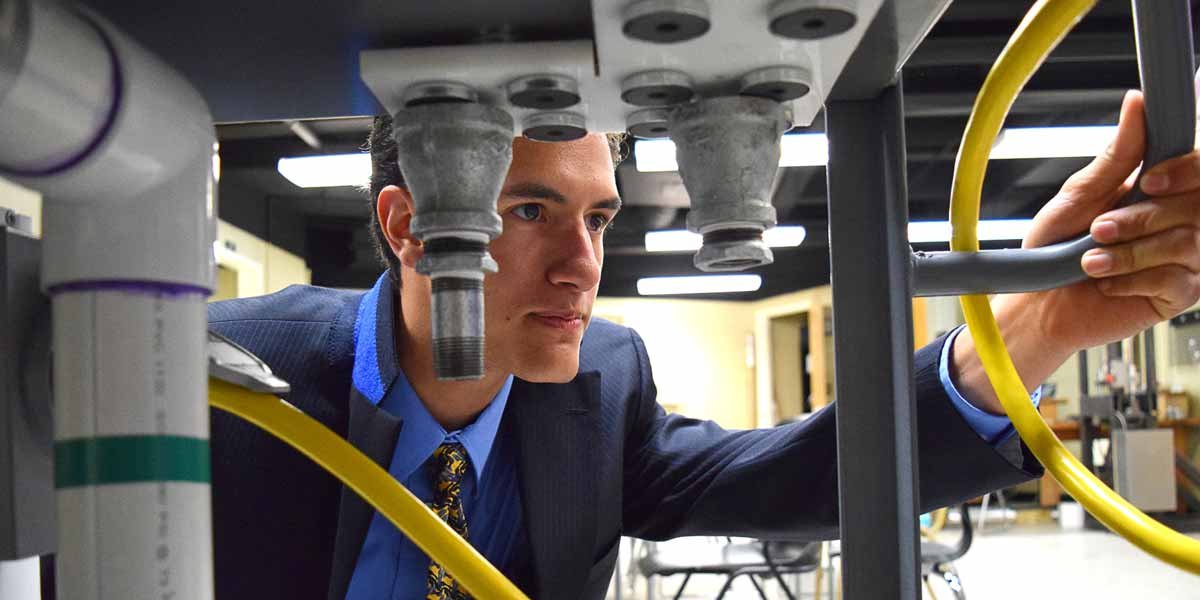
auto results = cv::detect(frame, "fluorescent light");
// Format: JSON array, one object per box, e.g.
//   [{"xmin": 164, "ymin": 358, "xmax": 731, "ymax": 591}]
[
  {"xmin": 644, "ymin": 229, "xmax": 701, "ymax": 252},
  {"xmin": 779, "ymin": 134, "xmax": 828, "ymax": 167},
  {"xmin": 908, "ymin": 219, "xmax": 1034, "ymax": 243},
  {"xmin": 635, "ymin": 133, "xmax": 829, "ymax": 172},
  {"xmin": 645, "ymin": 225, "xmax": 807, "ymax": 252},
  {"xmin": 634, "ymin": 139, "xmax": 682, "ymax": 172},
  {"xmin": 277, "ymin": 153, "xmax": 370, "ymax": 188},
  {"xmin": 637, "ymin": 274, "xmax": 762, "ymax": 295},
  {"xmin": 764, "ymin": 225, "xmax": 807, "ymax": 247},
  {"xmin": 990, "ymin": 125, "xmax": 1116, "ymax": 159},
  {"xmin": 635, "ymin": 124, "xmax": 1133, "ymax": 173}
]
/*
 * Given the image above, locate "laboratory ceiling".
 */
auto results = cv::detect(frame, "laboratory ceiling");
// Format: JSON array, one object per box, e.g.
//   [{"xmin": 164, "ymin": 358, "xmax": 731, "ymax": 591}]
[{"xmin": 84, "ymin": 0, "xmax": 1199, "ymax": 299}]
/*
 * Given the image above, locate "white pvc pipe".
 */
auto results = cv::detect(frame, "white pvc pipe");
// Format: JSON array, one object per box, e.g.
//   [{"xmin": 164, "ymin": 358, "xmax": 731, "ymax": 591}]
[
  {"xmin": 0, "ymin": 1, "xmax": 216, "ymax": 290},
  {"xmin": 0, "ymin": 556, "xmax": 41, "ymax": 600},
  {"xmin": 53, "ymin": 290, "xmax": 212, "ymax": 600},
  {"xmin": 0, "ymin": 0, "xmax": 113, "ymax": 174},
  {"xmin": 0, "ymin": 3, "xmax": 216, "ymax": 599}
]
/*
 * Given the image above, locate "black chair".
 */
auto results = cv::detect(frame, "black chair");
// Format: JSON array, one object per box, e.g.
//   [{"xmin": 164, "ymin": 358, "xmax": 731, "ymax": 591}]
[
  {"xmin": 919, "ymin": 503, "xmax": 973, "ymax": 600},
  {"xmin": 637, "ymin": 538, "xmax": 822, "ymax": 600}
]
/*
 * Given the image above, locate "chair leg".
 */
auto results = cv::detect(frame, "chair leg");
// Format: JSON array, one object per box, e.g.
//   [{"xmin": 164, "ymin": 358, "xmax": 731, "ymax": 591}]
[
  {"xmin": 997, "ymin": 489, "xmax": 1011, "ymax": 531},
  {"xmin": 937, "ymin": 563, "xmax": 966, "ymax": 600},
  {"xmin": 923, "ymin": 575, "xmax": 938, "ymax": 600},
  {"xmin": 748, "ymin": 574, "xmax": 769, "ymax": 600},
  {"xmin": 671, "ymin": 573, "xmax": 693, "ymax": 600},
  {"xmin": 715, "ymin": 571, "xmax": 742, "ymax": 600},
  {"xmin": 762, "ymin": 547, "xmax": 797, "ymax": 600},
  {"xmin": 978, "ymin": 493, "xmax": 990, "ymax": 533}
]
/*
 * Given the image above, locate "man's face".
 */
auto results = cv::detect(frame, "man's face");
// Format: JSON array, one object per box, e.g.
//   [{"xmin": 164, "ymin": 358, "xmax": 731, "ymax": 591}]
[{"xmin": 481, "ymin": 134, "xmax": 621, "ymax": 382}]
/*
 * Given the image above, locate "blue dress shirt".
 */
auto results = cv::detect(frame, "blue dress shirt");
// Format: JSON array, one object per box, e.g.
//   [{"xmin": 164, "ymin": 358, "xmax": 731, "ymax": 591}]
[
  {"xmin": 940, "ymin": 324, "xmax": 1041, "ymax": 445},
  {"xmin": 346, "ymin": 275, "xmax": 528, "ymax": 599}
]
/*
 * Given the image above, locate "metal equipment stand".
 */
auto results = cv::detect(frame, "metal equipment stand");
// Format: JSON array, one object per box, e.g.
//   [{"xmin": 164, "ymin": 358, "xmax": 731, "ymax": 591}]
[{"xmin": 827, "ymin": 2, "xmax": 922, "ymax": 593}]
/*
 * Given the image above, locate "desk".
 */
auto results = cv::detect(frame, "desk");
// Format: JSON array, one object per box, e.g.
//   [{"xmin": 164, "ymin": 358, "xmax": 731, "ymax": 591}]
[{"xmin": 1040, "ymin": 418, "xmax": 1200, "ymax": 513}]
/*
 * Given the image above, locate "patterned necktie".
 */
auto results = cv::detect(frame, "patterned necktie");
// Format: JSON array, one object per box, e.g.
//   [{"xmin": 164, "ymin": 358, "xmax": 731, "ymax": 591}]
[{"xmin": 426, "ymin": 442, "xmax": 473, "ymax": 600}]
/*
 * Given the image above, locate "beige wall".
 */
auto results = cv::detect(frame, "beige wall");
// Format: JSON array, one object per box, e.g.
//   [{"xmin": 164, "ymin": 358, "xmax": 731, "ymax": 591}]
[
  {"xmin": 0, "ymin": 178, "xmax": 42, "ymax": 238},
  {"xmin": 215, "ymin": 220, "xmax": 311, "ymax": 299},
  {"xmin": 593, "ymin": 297, "xmax": 756, "ymax": 428},
  {"xmin": 769, "ymin": 316, "xmax": 805, "ymax": 420},
  {"xmin": 594, "ymin": 286, "xmax": 837, "ymax": 430},
  {"xmin": 751, "ymin": 287, "xmax": 834, "ymax": 427}
]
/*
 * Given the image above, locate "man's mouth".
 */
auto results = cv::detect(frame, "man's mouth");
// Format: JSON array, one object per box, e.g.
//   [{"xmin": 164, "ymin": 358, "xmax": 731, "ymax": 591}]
[{"xmin": 529, "ymin": 311, "xmax": 585, "ymax": 331}]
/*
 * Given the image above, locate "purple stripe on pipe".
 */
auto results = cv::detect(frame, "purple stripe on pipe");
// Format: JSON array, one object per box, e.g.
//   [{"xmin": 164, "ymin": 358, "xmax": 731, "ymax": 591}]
[
  {"xmin": 0, "ymin": 9, "xmax": 123, "ymax": 178},
  {"xmin": 48, "ymin": 280, "xmax": 210, "ymax": 298}
]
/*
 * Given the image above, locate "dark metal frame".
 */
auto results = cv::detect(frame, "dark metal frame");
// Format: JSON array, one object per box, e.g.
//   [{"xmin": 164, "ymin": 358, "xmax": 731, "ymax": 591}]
[
  {"xmin": 826, "ymin": 3, "xmax": 922, "ymax": 598},
  {"xmin": 0, "ymin": 224, "xmax": 54, "ymax": 561},
  {"xmin": 824, "ymin": 1, "xmax": 1196, "ymax": 596}
]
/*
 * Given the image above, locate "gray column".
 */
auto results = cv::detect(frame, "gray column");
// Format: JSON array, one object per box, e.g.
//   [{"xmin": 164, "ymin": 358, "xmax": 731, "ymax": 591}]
[{"xmin": 826, "ymin": 83, "xmax": 921, "ymax": 600}]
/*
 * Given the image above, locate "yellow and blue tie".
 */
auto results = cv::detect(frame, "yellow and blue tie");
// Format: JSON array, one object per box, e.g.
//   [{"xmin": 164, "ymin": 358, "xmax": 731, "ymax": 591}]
[{"xmin": 426, "ymin": 442, "xmax": 472, "ymax": 600}]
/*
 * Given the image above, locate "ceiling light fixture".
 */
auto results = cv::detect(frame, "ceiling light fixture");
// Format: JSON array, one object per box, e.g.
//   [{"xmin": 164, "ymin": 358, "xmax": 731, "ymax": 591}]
[
  {"xmin": 637, "ymin": 274, "xmax": 763, "ymax": 296},
  {"xmin": 907, "ymin": 219, "xmax": 1034, "ymax": 243},
  {"xmin": 634, "ymin": 125, "xmax": 1129, "ymax": 173},
  {"xmin": 277, "ymin": 153, "xmax": 370, "ymax": 188},
  {"xmin": 988, "ymin": 125, "xmax": 1116, "ymax": 159},
  {"xmin": 645, "ymin": 225, "xmax": 807, "ymax": 252},
  {"xmin": 634, "ymin": 133, "xmax": 828, "ymax": 172}
]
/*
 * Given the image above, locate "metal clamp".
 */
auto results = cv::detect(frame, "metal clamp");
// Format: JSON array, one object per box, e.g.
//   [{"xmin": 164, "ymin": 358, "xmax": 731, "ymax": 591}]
[{"xmin": 207, "ymin": 330, "xmax": 290, "ymax": 395}]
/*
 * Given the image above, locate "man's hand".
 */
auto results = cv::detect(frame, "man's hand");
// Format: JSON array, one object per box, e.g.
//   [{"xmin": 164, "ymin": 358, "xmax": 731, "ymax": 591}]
[{"xmin": 952, "ymin": 90, "xmax": 1200, "ymax": 414}]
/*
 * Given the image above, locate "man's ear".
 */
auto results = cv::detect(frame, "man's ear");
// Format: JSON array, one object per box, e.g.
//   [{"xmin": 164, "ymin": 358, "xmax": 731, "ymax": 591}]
[{"xmin": 376, "ymin": 185, "xmax": 423, "ymax": 269}]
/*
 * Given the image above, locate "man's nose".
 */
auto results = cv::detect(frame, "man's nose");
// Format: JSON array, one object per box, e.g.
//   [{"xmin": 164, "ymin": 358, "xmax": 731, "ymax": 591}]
[{"xmin": 546, "ymin": 222, "xmax": 601, "ymax": 291}]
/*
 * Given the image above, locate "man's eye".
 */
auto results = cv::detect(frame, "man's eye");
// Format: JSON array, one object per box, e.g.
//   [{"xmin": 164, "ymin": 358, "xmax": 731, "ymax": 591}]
[
  {"xmin": 587, "ymin": 214, "xmax": 612, "ymax": 233},
  {"xmin": 511, "ymin": 204, "xmax": 542, "ymax": 221}
]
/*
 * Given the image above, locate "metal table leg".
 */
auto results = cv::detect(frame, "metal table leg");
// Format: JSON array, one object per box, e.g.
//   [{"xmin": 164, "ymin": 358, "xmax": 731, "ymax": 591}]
[{"xmin": 826, "ymin": 82, "xmax": 921, "ymax": 600}]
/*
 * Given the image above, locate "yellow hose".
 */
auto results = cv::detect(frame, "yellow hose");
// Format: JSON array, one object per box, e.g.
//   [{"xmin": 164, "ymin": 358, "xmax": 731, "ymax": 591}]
[
  {"xmin": 209, "ymin": 378, "xmax": 530, "ymax": 599},
  {"xmin": 951, "ymin": 0, "xmax": 1200, "ymax": 574}
]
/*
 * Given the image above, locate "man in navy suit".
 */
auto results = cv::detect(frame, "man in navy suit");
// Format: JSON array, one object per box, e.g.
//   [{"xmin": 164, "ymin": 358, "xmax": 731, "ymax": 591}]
[{"xmin": 208, "ymin": 90, "xmax": 1200, "ymax": 599}]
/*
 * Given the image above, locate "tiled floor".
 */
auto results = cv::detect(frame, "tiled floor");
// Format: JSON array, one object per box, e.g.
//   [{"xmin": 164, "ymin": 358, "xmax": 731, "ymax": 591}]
[
  {"xmin": 951, "ymin": 524, "xmax": 1199, "ymax": 600},
  {"xmin": 613, "ymin": 521, "xmax": 1200, "ymax": 599}
]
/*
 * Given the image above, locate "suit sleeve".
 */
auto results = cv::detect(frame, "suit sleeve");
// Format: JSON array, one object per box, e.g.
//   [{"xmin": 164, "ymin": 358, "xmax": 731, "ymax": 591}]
[{"xmin": 621, "ymin": 329, "xmax": 1044, "ymax": 541}]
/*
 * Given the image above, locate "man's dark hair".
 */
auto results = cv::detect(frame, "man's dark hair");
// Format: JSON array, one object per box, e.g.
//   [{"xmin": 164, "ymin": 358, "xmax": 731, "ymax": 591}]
[{"xmin": 365, "ymin": 114, "xmax": 628, "ymax": 285}]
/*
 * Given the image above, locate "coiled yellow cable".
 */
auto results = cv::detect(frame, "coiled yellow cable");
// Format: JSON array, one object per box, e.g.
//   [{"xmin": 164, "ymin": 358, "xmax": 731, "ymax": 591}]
[
  {"xmin": 209, "ymin": 378, "xmax": 530, "ymax": 599},
  {"xmin": 951, "ymin": 0, "xmax": 1200, "ymax": 574}
]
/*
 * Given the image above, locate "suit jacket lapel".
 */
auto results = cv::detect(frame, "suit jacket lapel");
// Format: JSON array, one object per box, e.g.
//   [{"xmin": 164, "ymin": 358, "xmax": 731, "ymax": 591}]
[
  {"xmin": 327, "ymin": 386, "xmax": 403, "ymax": 600},
  {"xmin": 511, "ymin": 371, "xmax": 601, "ymax": 599}
]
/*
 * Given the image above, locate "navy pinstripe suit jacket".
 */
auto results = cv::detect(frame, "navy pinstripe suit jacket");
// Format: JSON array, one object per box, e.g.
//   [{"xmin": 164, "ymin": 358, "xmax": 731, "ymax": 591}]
[{"xmin": 207, "ymin": 284, "xmax": 1041, "ymax": 599}]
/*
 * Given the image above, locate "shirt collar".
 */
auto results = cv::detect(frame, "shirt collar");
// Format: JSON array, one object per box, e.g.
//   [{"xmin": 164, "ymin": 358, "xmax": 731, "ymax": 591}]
[
  {"xmin": 383, "ymin": 368, "xmax": 513, "ymax": 487},
  {"xmin": 352, "ymin": 273, "xmax": 399, "ymax": 405},
  {"xmin": 352, "ymin": 271, "xmax": 514, "ymax": 486}
]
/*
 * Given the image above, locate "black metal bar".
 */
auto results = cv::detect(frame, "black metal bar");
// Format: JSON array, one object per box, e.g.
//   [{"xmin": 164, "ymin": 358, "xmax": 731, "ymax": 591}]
[
  {"xmin": 827, "ymin": 81, "xmax": 921, "ymax": 599},
  {"xmin": 1130, "ymin": 0, "xmax": 1196, "ymax": 192},
  {"xmin": 1, "ymin": 225, "xmax": 55, "ymax": 561},
  {"xmin": 1143, "ymin": 328, "xmax": 1157, "ymax": 416},
  {"xmin": 1080, "ymin": 414, "xmax": 1096, "ymax": 474},
  {"xmin": 1108, "ymin": 342, "xmax": 1124, "ymax": 413},
  {"xmin": 1078, "ymin": 350, "xmax": 1090, "ymax": 399},
  {"xmin": 1077, "ymin": 350, "xmax": 1097, "ymax": 472}
]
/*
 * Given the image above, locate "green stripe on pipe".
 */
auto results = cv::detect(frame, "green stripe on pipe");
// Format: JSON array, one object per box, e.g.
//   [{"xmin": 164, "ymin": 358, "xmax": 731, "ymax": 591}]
[{"xmin": 55, "ymin": 435, "xmax": 210, "ymax": 488}]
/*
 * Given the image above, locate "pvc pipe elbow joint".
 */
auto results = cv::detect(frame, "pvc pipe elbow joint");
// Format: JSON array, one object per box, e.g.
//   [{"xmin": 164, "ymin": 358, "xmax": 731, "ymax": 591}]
[{"xmin": 0, "ymin": 0, "xmax": 217, "ymax": 291}]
